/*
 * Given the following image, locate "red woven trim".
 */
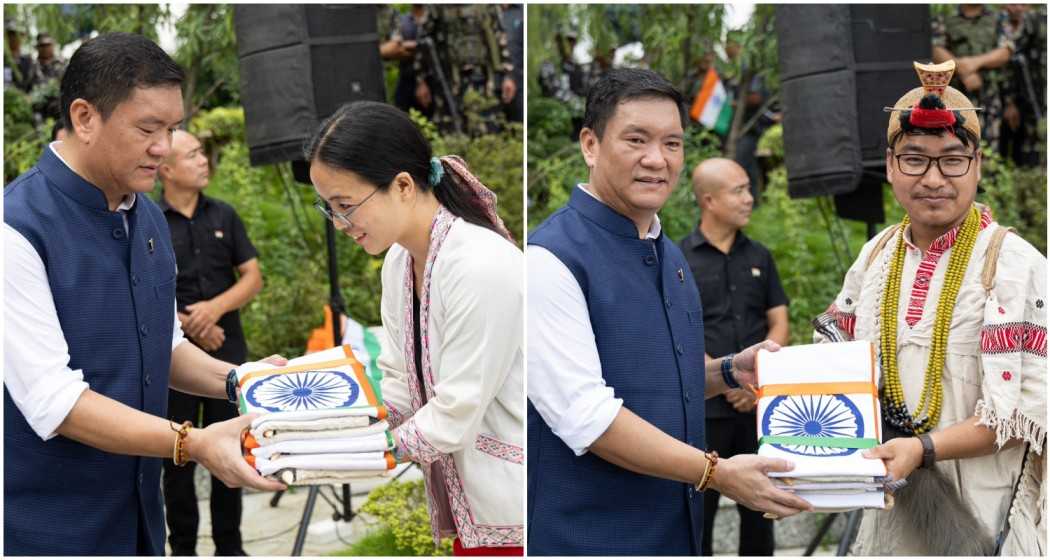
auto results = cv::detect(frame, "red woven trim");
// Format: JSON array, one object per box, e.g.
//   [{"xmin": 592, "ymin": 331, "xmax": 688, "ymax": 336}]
[
  {"xmin": 385, "ymin": 400, "xmax": 407, "ymax": 429},
  {"xmin": 827, "ymin": 303, "xmax": 857, "ymax": 339},
  {"xmin": 397, "ymin": 417, "xmax": 443, "ymax": 464},
  {"xmin": 905, "ymin": 209, "xmax": 993, "ymax": 326},
  {"xmin": 981, "ymin": 322, "xmax": 1047, "ymax": 358},
  {"xmin": 474, "ymin": 433, "xmax": 524, "ymax": 464}
]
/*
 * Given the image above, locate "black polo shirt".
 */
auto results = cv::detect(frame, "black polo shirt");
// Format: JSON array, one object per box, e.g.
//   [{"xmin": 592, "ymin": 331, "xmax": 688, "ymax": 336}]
[
  {"xmin": 677, "ymin": 228, "xmax": 788, "ymax": 418},
  {"xmin": 159, "ymin": 192, "xmax": 258, "ymax": 363}
]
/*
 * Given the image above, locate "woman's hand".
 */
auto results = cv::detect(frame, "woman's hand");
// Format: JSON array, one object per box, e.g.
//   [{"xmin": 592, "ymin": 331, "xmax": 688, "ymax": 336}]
[{"xmin": 260, "ymin": 354, "xmax": 288, "ymax": 367}]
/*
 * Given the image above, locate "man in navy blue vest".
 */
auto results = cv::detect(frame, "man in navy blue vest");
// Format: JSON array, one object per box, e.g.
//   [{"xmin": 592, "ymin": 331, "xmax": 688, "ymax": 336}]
[
  {"xmin": 527, "ymin": 68, "xmax": 813, "ymax": 555},
  {"xmin": 4, "ymin": 32, "xmax": 285, "ymax": 556}
]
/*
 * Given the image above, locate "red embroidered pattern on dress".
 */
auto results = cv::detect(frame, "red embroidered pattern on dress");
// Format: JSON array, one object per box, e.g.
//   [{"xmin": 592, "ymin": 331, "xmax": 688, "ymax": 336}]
[
  {"xmin": 384, "ymin": 400, "xmax": 408, "ymax": 429},
  {"xmin": 980, "ymin": 321, "xmax": 1048, "ymax": 357},
  {"xmin": 397, "ymin": 416, "xmax": 443, "ymax": 464},
  {"xmin": 903, "ymin": 207, "xmax": 993, "ymax": 327},
  {"xmin": 827, "ymin": 303, "xmax": 857, "ymax": 339},
  {"xmin": 438, "ymin": 454, "xmax": 524, "ymax": 547},
  {"xmin": 395, "ymin": 207, "xmax": 521, "ymax": 548},
  {"xmin": 474, "ymin": 433, "xmax": 524, "ymax": 464}
]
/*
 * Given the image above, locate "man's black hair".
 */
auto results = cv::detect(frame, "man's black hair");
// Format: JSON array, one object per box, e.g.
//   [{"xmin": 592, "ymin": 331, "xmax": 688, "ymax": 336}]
[
  {"xmin": 60, "ymin": 32, "xmax": 184, "ymax": 131},
  {"xmin": 582, "ymin": 67, "xmax": 687, "ymax": 140},
  {"xmin": 891, "ymin": 93, "xmax": 979, "ymax": 150}
]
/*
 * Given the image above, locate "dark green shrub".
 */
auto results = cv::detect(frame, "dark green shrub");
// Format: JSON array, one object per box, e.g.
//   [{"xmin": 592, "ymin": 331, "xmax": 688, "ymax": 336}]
[{"xmin": 356, "ymin": 479, "xmax": 452, "ymax": 556}]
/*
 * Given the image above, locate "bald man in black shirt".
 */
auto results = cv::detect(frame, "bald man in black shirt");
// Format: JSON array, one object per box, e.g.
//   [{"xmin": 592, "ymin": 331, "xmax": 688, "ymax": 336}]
[
  {"xmin": 158, "ymin": 130, "xmax": 262, "ymax": 556},
  {"xmin": 677, "ymin": 158, "xmax": 789, "ymax": 556}
]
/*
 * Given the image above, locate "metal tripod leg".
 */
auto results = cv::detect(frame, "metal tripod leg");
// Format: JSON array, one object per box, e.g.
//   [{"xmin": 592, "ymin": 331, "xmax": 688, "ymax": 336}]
[
  {"xmin": 290, "ymin": 486, "xmax": 320, "ymax": 555},
  {"xmin": 804, "ymin": 512, "xmax": 838, "ymax": 556},
  {"xmin": 287, "ymin": 484, "xmax": 356, "ymax": 555},
  {"xmin": 836, "ymin": 510, "xmax": 862, "ymax": 556}
]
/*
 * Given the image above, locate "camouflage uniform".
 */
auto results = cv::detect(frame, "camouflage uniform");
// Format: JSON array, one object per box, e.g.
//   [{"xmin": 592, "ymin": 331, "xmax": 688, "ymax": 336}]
[
  {"xmin": 35, "ymin": 57, "xmax": 64, "ymax": 81},
  {"xmin": 413, "ymin": 4, "xmax": 514, "ymax": 135},
  {"xmin": 538, "ymin": 59, "xmax": 585, "ymax": 114},
  {"xmin": 932, "ymin": 6, "xmax": 1015, "ymax": 153},
  {"xmin": 999, "ymin": 6, "xmax": 1046, "ymax": 166}
]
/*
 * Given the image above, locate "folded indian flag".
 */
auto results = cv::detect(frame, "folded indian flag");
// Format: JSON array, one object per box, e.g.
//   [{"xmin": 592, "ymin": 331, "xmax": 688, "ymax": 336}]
[
  {"xmin": 235, "ymin": 345, "xmax": 383, "ymax": 415},
  {"xmin": 755, "ymin": 340, "xmax": 888, "ymax": 511},
  {"xmin": 235, "ymin": 346, "xmax": 395, "ymax": 484}
]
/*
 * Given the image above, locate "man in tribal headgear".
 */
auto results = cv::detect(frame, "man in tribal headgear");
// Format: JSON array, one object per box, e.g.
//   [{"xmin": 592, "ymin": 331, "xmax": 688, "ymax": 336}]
[{"xmin": 820, "ymin": 59, "xmax": 1046, "ymax": 556}]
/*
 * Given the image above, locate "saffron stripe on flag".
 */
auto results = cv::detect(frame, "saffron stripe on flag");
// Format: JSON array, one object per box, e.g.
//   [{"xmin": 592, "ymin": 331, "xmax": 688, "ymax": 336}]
[{"xmin": 689, "ymin": 67, "xmax": 720, "ymax": 122}]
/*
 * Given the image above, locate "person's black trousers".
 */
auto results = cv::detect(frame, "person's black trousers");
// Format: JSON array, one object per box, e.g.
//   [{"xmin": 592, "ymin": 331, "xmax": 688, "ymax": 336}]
[
  {"xmin": 163, "ymin": 391, "xmax": 243, "ymax": 556},
  {"xmin": 701, "ymin": 413, "xmax": 775, "ymax": 556}
]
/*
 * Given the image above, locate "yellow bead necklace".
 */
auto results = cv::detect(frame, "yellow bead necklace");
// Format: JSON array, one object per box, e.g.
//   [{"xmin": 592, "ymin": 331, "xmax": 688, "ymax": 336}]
[{"xmin": 880, "ymin": 206, "xmax": 980, "ymax": 435}]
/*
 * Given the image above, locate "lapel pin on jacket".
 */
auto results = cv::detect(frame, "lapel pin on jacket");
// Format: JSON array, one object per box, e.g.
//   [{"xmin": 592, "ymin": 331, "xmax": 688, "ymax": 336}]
[
  {"xmin": 677, "ymin": 268, "xmax": 685, "ymax": 282},
  {"xmin": 148, "ymin": 238, "xmax": 155, "ymax": 253}
]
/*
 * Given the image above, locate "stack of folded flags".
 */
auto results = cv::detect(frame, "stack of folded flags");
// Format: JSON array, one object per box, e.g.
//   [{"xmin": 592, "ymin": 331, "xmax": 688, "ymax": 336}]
[
  {"xmin": 236, "ymin": 346, "xmax": 396, "ymax": 486},
  {"xmin": 755, "ymin": 340, "xmax": 889, "ymax": 512}
]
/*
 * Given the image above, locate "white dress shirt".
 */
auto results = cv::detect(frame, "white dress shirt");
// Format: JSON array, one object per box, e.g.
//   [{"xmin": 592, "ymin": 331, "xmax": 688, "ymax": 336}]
[
  {"xmin": 4, "ymin": 144, "xmax": 186, "ymax": 441},
  {"xmin": 527, "ymin": 184, "xmax": 661, "ymax": 456}
]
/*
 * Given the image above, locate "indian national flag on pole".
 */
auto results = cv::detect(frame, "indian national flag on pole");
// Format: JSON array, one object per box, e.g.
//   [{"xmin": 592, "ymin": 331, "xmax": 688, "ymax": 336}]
[{"xmin": 689, "ymin": 67, "xmax": 733, "ymax": 136}]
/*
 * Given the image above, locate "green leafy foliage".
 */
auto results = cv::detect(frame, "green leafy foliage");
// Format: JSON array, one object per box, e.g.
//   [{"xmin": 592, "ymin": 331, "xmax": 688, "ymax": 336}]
[
  {"xmin": 173, "ymin": 4, "xmax": 240, "ymax": 117},
  {"xmin": 351, "ymin": 479, "xmax": 453, "ymax": 556},
  {"xmin": 330, "ymin": 526, "xmax": 400, "ymax": 556},
  {"xmin": 4, "ymin": 4, "xmax": 171, "ymax": 45},
  {"xmin": 4, "ymin": 88, "xmax": 49, "ymax": 184},
  {"xmin": 410, "ymin": 109, "xmax": 524, "ymax": 245},
  {"xmin": 975, "ymin": 139, "xmax": 1048, "ymax": 255}
]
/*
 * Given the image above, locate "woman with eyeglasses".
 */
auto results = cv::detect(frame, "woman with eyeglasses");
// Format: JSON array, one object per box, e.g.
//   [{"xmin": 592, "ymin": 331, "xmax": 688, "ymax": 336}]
[{"xmin": 305, "ymin": 101, "xmax": 524, "ymax": 556}]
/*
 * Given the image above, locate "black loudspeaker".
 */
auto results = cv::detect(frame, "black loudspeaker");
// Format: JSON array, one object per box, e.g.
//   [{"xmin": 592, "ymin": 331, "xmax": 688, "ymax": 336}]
[
  {"xmin": 233, "ymin": 4, "xmax": 386, "ymax": 168},
  {"xmin": 775, "ymin": 5, "xmax": 930, "ymax": 222}
]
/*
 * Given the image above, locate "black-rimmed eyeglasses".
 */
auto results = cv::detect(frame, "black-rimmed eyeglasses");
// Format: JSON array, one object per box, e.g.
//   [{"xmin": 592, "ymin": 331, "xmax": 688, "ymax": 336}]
[{"xmin": 893, "ymin": 153, "xmax": 976, "ymax": 178}]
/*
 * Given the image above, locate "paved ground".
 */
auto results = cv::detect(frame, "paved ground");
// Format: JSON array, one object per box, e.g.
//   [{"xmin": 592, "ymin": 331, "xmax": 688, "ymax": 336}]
[
  {"xmin": 164, "ymin": 463, "xmax": 421, "ymax": 556},
  {"xmin": 167, "ymin": 467, "xmax": 843, "ymax": 556}
]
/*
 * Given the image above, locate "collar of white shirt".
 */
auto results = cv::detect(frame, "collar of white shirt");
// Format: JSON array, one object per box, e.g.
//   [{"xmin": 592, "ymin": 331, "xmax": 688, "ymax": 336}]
[{"xmin": 577, "ymin": 183, "xmax": 662, "ymax": 240}]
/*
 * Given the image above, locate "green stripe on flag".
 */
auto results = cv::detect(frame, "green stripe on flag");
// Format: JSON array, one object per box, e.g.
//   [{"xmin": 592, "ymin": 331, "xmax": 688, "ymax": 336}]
[
  {"xmin": 713, "ymin": 102, "xmax": 733, "ymax": 136},
  {"xmin": 759, "ymin": 435, "xmax": 878, "ymax": 449},
  {"xmin": 363, "ymin": 329, "xmax": 383, "ymax": 401}
]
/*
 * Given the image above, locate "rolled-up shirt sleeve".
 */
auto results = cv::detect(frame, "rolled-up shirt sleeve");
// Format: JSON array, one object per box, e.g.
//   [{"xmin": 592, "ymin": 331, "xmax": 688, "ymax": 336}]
[
  {"xmin": 527, "ymin": 245, "xmax": 622, "ymax": 456},
  {"xmin": 4, "ymin": 224, "xmax": 90, "ymax": 440}
]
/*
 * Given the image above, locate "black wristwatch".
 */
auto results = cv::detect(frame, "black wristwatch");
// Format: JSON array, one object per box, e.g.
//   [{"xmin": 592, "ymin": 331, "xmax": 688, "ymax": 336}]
[
  {"xmin": 917, "ymin": 433, "xmax": 936, "ymax": 469},
  {"xmin": 225, "ymin": 369, "xmax": 239, "ymax": 404},
  {"xmin": 721, "ymin": 354, "xmax": 740, "ymax": 389}
]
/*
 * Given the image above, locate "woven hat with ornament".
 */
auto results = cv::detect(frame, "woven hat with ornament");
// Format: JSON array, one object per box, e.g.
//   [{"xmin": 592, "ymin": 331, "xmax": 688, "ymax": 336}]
[{"xmin": 885, "ymin": 60, "xmax": 983, "ymax": 148}]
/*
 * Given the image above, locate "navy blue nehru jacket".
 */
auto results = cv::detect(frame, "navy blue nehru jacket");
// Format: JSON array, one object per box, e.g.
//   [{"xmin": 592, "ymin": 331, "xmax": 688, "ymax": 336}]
[
  {"xmin": 527, "ymin": 186, "xmax": 707, "ymax": 555},
  {"xmin": 4, "ymin": 147, "xmax": 176, "ymax": 555}
]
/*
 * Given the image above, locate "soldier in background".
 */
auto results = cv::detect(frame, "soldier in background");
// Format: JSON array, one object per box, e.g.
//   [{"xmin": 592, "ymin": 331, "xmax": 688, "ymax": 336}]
[
  {"xmin": 538, "ymin": 27, "xmax": 586, "ymax": 136},
  {"xmin": 501, "ymin": 3, "xmax": 524, "ymax": 123},
  {"xmin": 998, "ymin": 4, "xmax": 1046, "ymax": 167},
  {"xmin": 4, "ymin": 21, "xmax": 36, "ymax": 92},
  {"xmin": 413, "ymin": 4, "xmax": 516, "ymax": 136},
  {"xmin": 34, "ymin": 33, "xmax": 65, "ymax": 81},
  {"xmin": 382, "ymin": 5, "xmax": 431, "ymax": 118},
  {"xmin": 932, "ymin": 4, "xmax": 1015, "ymax": 153}
]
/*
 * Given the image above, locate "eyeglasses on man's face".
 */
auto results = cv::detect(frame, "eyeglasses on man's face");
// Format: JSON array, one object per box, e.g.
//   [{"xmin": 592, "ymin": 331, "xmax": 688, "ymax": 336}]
[
  {"xmin": 893, "ymin": 152, "xmax": 976, "ymax": 178},
  {"xmin": 314, "ymin": 188, "xmax": 380, "ymax": 228}
]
